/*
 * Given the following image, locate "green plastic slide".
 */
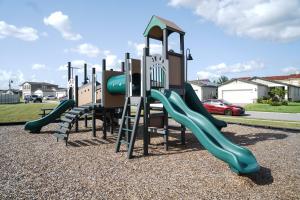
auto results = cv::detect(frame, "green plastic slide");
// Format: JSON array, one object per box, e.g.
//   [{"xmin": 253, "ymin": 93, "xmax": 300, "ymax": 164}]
[
  {"xmin": 184, "ymin": 82, "xmax": 227, "ymax": 130},
  {"xmin": 24, "ymin": 99, "xmax": 75, "ymax": 133},
  {"xmin": 150, "ymin": 89, "xmax": 259, "ymax": 174}
]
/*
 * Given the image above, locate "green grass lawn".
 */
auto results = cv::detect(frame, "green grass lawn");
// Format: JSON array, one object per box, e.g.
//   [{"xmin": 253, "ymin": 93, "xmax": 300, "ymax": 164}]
[
  {"xmin": 215, "ymin": 115, "xmax": 300, "ymax": 130},
  {"xmin": 0, "ymin": 102, "xmax": 58, "ymax": 123},
  {"xmin": 245, "ymin": 102, "xmax": 300, "ymax": 113}
]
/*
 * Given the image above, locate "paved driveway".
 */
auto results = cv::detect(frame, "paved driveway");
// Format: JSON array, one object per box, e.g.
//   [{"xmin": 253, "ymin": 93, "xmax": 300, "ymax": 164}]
[{"xmin": 244, "ymin": 111, "xmax": 300, "ymax": 121}]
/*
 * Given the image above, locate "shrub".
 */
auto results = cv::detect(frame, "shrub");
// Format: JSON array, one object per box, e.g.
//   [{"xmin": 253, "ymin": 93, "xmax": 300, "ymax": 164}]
[
  {"xmin": 282, "ymin": 100, "xmax": 288, "ymax": 106},
  {"xmin": 270, "ymin": 101, "xmax": 282, "ymax": 106},
  {"xmin": 257, "ymin": 97, "xmax": 263, "ymax": 103},
  {"xmin": 262, "ymin": 99, "xmax": 272, "ymax": 104},
  {"xmin": 262, "ymin": 96, "xmax": 269, "ymax": 100}
]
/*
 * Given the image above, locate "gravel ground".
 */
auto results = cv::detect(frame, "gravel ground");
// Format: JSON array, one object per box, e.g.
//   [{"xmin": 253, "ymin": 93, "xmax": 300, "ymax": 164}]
[{"xmin": 0, "ymin": 121, "xmax": 299, "ymax": 199}]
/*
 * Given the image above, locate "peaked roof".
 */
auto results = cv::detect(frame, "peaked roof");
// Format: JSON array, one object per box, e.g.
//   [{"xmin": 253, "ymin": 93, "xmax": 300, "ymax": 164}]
[
  {"xmin": 188, "ymin": 80, "xmax": 217, "ymax": 87},
  {"xmin": 143, "ymin": 15, "xmax": 185, "ymax": 40},
  {"xmin": 221, "ymin": 78, "xmax": 268, "ymax": 87},
  {"xmin": 263, "ymin": 74, "xmax": 300, "ymax": 80},
  {"xmin": 20, "ymin": 81, "xmax": 58, "ymax": 86},
  {"xmin": 250, "ymin": 77, "xmax": 300, "ymax": 88}
]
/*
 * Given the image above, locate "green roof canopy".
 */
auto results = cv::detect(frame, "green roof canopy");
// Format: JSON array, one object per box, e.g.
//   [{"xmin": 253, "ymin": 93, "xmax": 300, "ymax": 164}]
[{"xmin": 143, "ymin": 15, "xmax": 185, "ymax": 40}]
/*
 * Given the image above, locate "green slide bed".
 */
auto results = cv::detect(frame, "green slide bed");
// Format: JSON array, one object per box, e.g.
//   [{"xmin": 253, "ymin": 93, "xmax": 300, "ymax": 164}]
[
  {"xmin": 150, "ymin": 89, "xmax": 259, "ymax": 174},
  {"xmin": 184, "ymin": 82, "xmax": 227, "ymax": 130},
  {"xmin": 24, "ymin": 99, "xmax": 75, "ymax": 133}
]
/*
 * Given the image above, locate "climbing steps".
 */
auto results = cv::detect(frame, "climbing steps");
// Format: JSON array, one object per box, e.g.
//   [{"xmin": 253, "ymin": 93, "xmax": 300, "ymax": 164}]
[
  {"xmin": 54, "ymin": 104, "xmax": 93, "ymax": 145},
  {"xmin": 115, "ymin": 97, "xmax": 143, "ymax": 159}
]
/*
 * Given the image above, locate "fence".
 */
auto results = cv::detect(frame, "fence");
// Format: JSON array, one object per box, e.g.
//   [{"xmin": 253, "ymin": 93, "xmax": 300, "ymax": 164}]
[{"xmin": 0, "ymin": 94, "xmax": 20, "ymax": 104}]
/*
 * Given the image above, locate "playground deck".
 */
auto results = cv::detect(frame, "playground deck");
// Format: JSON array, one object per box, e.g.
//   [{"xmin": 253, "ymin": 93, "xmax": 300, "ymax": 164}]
[{"xmin": 0, "ymin": 121, "xmax": 299, "ymax": 199}]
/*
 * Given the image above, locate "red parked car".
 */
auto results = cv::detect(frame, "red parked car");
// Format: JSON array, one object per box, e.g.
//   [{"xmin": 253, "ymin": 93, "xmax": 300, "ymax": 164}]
[{"xmin": 202, "ymin": 99, "xmax": 245, "ymax": 116}]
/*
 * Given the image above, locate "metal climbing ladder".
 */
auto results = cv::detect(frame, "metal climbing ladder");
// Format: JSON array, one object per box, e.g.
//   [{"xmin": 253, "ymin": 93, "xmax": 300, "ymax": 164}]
[{"xmin": 115, "ymin": 97, "xmax": 143, "ymax": 159}]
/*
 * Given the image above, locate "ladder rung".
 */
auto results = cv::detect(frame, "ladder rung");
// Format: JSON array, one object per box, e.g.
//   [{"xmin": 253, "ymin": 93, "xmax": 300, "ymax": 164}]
[
  {"xmin": 120, "ymin": 140, "xmax": 129, "ymax": 145},
  {"xmin": 65, "ymin": 113, "xmax": 77, "ymax": 119},
  {"xmin": 68, "ymin": 110, "xmax": 82, "ymax": 115},
  {"xmin": 59, "ymin": 122, "xmax": 70, "ymax": 129},
  {"xmin": 122, "ymin": 128, "xmax": 132, "ymax": 132},
  {"xmin": 125, "ymin": 116, "xmax": 135, "ymax": 119},
  {"xmin": 54, "ymin": 132, "xmax": 67, "ymax": 139},
  {"xmin": 61, "ymin": 117, "xmax": 73, "ymax": 123}
]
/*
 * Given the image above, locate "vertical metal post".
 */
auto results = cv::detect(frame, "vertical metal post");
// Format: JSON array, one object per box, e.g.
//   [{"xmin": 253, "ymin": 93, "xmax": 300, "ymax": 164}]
[
  {"xmin": 121, "ymin": 62, "xmax": 125, "ymax": 72},
  {"xmin": 163, "ymin": 29, "xmax": 168, "ymax": 59},
  {"xmin": 84, "ymin": 115, "xmax": 88, "ymax": 127},
  {"xmin": 102, "ymin": 59, "xmax": 107, "ymax": 139},
  {"xmin": 92, "ymin": 109, "xmax": 96, "ymax": 137},
  {"xmin": 67, "ymin": 62, "xmax": 72, "ymax": 99},
  {"xmin": 83, "ymin": 63, "xmax": 88, "ymax": 84},
  {"xmin": 125, "ymin": 53, "xmax": 130, "ymax": 147},
  {"xmin": 92, "ymin": 68, "xmax": 96, "ymax": 104},
  {"xmin": 145, "ymin": 36, "xmax": 149, "ymax": 48},
  {"xmin": 163, "ymin": 107, "xmax": 169, "ymax": 150},
  {"xmin": 180, "ymin": 33, "xmax": 186, "ymax": 145},
  {"xmin": 92, "ymin": 67, "xmax": 96, "ymax": 137},
  {"xmin": 143, "ymin": 47, "xmax": 149, "ymax": 155},
  {"xmin": 75, "ymin": 75, "xmax": 79, "ymax": 132}
]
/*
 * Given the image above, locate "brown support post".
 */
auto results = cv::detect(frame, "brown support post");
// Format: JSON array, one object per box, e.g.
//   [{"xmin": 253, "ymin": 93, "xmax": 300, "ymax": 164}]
[
  {"xmin": 180, "ymin": 33, "xmax": 186, "ymax": 145},
  {"xmin": 163, "ymin": 29, "xmax": 168, "ymax": 59},
  {"xmin": 103, "ymin": 109, "xmax": 107, "ymax": 139}
]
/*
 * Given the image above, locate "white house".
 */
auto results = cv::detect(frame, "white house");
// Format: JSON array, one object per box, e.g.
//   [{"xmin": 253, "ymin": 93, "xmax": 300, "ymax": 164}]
[
  {"xmin": 56, "ymin": 88, "xmax": 67, "ymax": 98},
  {"xmin": 218, "ymin": 79, "xmax": 269, "ymax": 104},
  {"xmin": 218, "ymin": 78, "xmax": 300, "ymax": 104},
  {"xmin": 189, "ymin": 79, "xmax": 218, "ymax": 101},
  {"xmin": 250, "ymin": 77, "xmax": 300, "ymax": 101},
  {"xmin": 21, "ymin": 82, "xmax": 58, "ymax": 98}
]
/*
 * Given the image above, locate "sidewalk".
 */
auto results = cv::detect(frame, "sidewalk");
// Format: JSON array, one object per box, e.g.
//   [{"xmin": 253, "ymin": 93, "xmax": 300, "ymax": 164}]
[{"xmin": 244, "ymin": 111, "xmax": 300, "ymax": 121}]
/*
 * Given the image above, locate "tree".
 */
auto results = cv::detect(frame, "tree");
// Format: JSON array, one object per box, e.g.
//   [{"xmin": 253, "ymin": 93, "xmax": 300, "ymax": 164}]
[
  {"xmin": 269, "ymin": 87, "xmax": 286, "ymax": 101},
  {"xmin": 216, "ymin": 76, "xmax": 229, "ymax": 85}
]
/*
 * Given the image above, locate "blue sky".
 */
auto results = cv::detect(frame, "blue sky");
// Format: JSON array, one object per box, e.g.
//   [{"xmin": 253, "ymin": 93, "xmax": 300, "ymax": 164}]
[{"xmin": 1, "ymin": 0, "xmax": 300, "ymax": 89}]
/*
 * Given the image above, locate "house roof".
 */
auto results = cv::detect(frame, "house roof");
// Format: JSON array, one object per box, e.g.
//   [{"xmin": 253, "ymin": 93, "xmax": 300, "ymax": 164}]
[
  {"xmin": 188, "ymin": 80, "xmax": 217, "ymax": 87},
  {"xmin": 250, "ymin": 77, "xmax": 300, "ymax": 88},
  {"xmin": 220, "ymin": 78, "xmax": 268, "ymax": 87},
  {"xmin": 263, "ymin": 74, "xmax": 300, "ymax": 80},
  {"xmin": 20, "ymin": 81, "xmax": 58, "ymax": 87},
  {"xmin": 143, "ymin": 15, "xmax": 185, "ymax": 40}
]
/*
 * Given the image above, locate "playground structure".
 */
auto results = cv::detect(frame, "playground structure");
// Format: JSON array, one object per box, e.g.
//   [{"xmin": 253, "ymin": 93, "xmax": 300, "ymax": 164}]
[{"xmin": 24, "ymin": 16, "xmax": 259, "ymax": 174}]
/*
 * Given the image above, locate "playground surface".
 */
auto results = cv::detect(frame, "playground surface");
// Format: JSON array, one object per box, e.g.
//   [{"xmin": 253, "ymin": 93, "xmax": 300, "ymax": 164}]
[{"xmin": 0, "ymin": 121, "xmax": 299, "ymax": 199}]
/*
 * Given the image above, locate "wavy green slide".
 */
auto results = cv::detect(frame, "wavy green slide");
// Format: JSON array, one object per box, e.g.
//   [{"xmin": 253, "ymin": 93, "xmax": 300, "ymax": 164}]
[
  {"xmin": 24, "ymin": 99, "xmax": 75, "ymax": 133},
  {"xmin": 151, "ymin": 89, "xmax": 259, "ymax": 174},
  {"xmin": 184, "ymin": 82, "xmax": 227, "ymax": 130}
]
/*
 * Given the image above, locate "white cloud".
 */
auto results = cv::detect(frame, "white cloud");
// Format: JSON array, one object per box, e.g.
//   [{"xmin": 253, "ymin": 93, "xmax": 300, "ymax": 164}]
[
  {"xmin": 71, "ymin": 43, "xmax": 100, "ymax": 57},
  {"xmin": 0, "ymin": 21, "xmax": 38, "ymax": 41},
  {"xmin": 32, "ymin": 63, "xmax": 46, "ymax": 70},
  {"xmin": 0, "ymin": 69, "xmax": 25, "ymax": 89},
  {"xmin": 281, "ymin": 67, "xmax": 300, "ymax": 74},
  {"xmin": 43, "ymin": 11, "xmax": 82, "ymax": 40},
  {"xmin": 197, "ymin": 60, "xmax": 264, "ymax": 80},
  {"xmin": 58, "ymin": 60, "xmax": 86, "ymax": 71},
  {"xmin": 103, "ymin": 50, "xmax": 120, "ymax": 69},
  {"xmin": 128, "ymin": 41, "xmax": 163, "ymax": 57},
  {"xmin": 197, "ymin": 71, "xmax": 220, "ymax": 80},
  {"xmin": 168, "ymin": 0, "xmax": 300, "ymax": 42}
]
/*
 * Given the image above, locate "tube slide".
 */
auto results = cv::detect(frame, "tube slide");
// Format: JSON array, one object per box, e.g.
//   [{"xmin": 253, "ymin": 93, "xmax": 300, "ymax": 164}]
[
  {"xmin": 24, "ymin": 99, "xmax": 75, "ymax": 133},
  {"xmin": 184, "ymin": 82, "xmax": 227, "ymax": 130},
  {"xmin": 150, "ymin": 89, "xmax": 259, "ymax": 174}
]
